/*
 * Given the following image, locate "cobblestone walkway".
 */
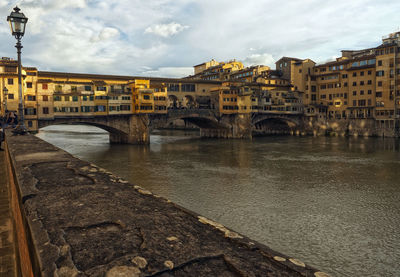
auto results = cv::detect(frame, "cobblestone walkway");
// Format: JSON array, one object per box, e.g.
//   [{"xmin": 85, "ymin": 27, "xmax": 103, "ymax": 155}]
[{"xmin": 0, "ymin": 150, "xmax": 16, "ymax": 277}]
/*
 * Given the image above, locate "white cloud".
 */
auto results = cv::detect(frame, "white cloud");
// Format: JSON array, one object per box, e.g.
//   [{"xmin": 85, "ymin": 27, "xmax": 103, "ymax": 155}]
[
  {"xmin": 0, "ymin": 0, "xmax": 8, "ymax": 8},
  {"xmin": 145, "ymin": 22, "xmax": 189, "ymax": 38},
  {"xmin": 244, "ymin": 53, "xmax": 275, "ymax": 68},
  {"xmin": 140, "ymin": 67, "xmax": 193, "ymax": 78},
  {"xmin": 21, "ymin": 0, "xmax": 87, "ymax": 10},
  {"xmin": 90, "ymin": 27, "xmax": 119, "ymax": 42},
  {"xmin": 1, "ymin": 0, "xmax": 400, "ymax": 76}
]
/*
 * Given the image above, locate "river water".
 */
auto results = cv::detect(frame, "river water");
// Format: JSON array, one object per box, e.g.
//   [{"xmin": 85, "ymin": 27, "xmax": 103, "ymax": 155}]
[{"xmin": 36, "ymin": 125, "xmax": 400, "ymax": 277}]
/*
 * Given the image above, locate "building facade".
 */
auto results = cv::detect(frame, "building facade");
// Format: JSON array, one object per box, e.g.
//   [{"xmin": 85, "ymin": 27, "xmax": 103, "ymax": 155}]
[{"xmin": 289, "ymin": 31, "xmax": 400, "ymax": 135}]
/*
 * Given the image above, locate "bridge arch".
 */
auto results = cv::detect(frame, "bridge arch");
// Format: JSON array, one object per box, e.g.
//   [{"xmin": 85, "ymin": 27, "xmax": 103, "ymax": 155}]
[
  {"xmin": 37, "ymin": 114, "xmax": 150, "ymax": 144},
  {"xmin": 183, "ymin": 95, "xmax": 195, "ymax": 109},
  {"xmin": 38, "ymin": 120, "xmax": 128, "ymax": 144},
  {"xmin": 252, "ymin": 115, "xmax": 300, "ymax": 135},
  {"xmin": 168, "ymin": 95, "xmax": 179, "ymax": 109},
  {"xmin": 150, "ymin": 109, "xmax": 230, "ymax": 131}
]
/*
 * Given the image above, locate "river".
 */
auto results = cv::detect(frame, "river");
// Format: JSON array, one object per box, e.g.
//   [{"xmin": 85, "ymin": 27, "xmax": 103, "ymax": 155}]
[{"xmin": 36, "ymin": 125, "xmax": 400, "ymax": 277}]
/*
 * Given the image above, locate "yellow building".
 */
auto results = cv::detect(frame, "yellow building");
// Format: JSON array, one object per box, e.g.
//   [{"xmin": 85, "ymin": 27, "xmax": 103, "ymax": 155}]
[
  {"xmin": 286, "ymin": 31, "xmax": 400, "ymax": 132},
  {"xmin": 190, "ymin": 59, "xmax": 244, "ymax": 81},
  {"xmin": 229, "ymin": 65, "xmax": 270, "ymax": 82},
  {"xmin": 130, "ymin": 79, "xmax": 154, "ymax": 114}
]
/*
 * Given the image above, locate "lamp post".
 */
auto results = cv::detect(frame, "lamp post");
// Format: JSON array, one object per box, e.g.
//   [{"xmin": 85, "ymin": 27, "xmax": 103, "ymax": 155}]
[
  {"xmin": 3, "ymin": 87, "xmax": 8, "ymax": 115},
  {"xmin": 7, "ymin": 6, "xmax": 28, "ymax": 134}
]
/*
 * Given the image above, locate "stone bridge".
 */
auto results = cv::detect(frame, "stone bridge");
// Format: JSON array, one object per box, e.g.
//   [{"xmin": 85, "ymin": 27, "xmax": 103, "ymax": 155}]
[{"xmin": 36, "ymin": 111, "xmax": 307, "ymax": 145}]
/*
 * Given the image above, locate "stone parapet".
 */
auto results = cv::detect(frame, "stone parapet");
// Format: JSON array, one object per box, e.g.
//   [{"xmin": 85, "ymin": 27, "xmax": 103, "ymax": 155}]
[{"xmin": 5, "ymin": 131, "xmax": 328, "ymax": 276}]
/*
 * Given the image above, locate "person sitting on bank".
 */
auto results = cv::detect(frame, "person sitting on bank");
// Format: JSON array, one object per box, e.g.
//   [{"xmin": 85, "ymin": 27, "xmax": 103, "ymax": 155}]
[{"xmin": 7, "ymin": 111, "xmax": 16, "ymax": 128}]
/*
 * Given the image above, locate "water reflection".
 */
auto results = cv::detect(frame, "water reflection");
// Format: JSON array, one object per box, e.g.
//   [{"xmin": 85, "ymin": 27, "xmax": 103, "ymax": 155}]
[{"xmin": 36, "ymin": 125, "xmax": 400, "ymax": 277}]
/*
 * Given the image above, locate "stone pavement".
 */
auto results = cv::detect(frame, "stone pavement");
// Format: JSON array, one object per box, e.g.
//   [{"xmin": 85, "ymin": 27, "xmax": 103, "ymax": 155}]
[
  {"xmin": 6, "ymin": 131, "xmax": 331, "ymax": 277},
  {"xmin": 0, "ymin": 149, "xmax": 16, "ymax": 277}
]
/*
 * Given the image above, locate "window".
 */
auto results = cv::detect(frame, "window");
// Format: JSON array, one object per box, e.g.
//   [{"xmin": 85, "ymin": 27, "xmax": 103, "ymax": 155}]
[
  {"xmin": 143, "ymin": 95, "xmax": 151, "ymax": 100},
  {"xmin": 342, "ymin": 74, "xmax": 348, "ymax": 78},
  {"xmin": 344, "ymin": 93, "xmax": 348, "ymax": 99},
  {"xmin": 27, "ymin": 95, "xmax": 36, "ymax": 101},
  {"xmin": 360, "ymin": 71, "xmax": 364, "ymax": 76},
  {"xmin": 353, "ymin": 91, "xmax": 357, "ymax": 96},
  {"xmin": 378, "ymin": 60, "xmax": 382, "ymax": 66},
  {"xmin": 8, "ymin": 94, "xmax": 14, "ymax": 99},
  {"xmin": 360, "ymin": 90, "xmax": 364, "ymax": 95},
  {"xmin": 368, "ymin": 99, "xmax": 372, "ymax": 106},
  {"xmin": 96, "ymin": 86, "xmax": 106, "ymax": 91},
  {"xmin": 311, "ymin": 86, "xmax": 316, "ymax": 92},
  {"xmin": 358, "ymin": 100, "xmax": 366, "ymax": 106},
  {"xmin": 368, "ymin": 90, "xmax": 372, "ymax": 94},
  {"xmin": 376, "ymin": 70, "xmax": 384, "ymax": 77},
  {"xmin": 71, "ymin": 86, "xmax": 77, "ymax": 92},
  {"xmin": 378, "ymin": 81, "xmax": 382, "ymax": 87},
  {"xmin": 24, "ymin": 108, "xmax": 36, "ymax": 115},
  {"xmin": 43, "ymin": 107, "xmax": 49, "ymax": 114},
  {"xmin": 28, "ymin": 121, "xmax": 33, "ymax": 128},
  {"xmin": 367, "ymin": 80, "xmax": 372, "ymax": 85},
  {"xmin": 299, "ymin": 69, "xmax": 302, "ymax": 73},
  {"xmin": 353, "ymin": 72, "xmax": 357, "ymax": 77},
  {"xmin": 360, "ymin": 81, "xmax": 364, "ymax": 86},
  {"xmin": 96, "ymin": 105, "xmax": 106, "ymax": 112},
  {"xmin": 5, "ymin": 66, "xmax": 17, "ymax": 73},
  {"xmin": 42, "ymin": 84, "xmax": 48, "ymax": 90},
  {"xmin": 27, "ymin": 82, "xmax": 33, "ymax": 88},
  {"xmin": 64, "ymin": 96, "xmax": 70, "ymax": 101},
  {"xmin": 8, "ymin": 78, "xmax": 13, "ymax": 85},
  {"xmin": 54, "ymin": 95, "xmax": 61, "ymax": 101},
  {"xmin": 73, "ymin": 96, "xmax": 78, "ymax": 102},
  {"xmin": 181, "ymin": 84, "xmax": 195, "ymax": 92},
  {"xmin": 84, "ymin": 85, "xmax": 92, "ymax": 91},
  {"xmin": 376, "ymin": 92, "xmax": 382, "ymax": 97},
  {"xmin": 352, "ymin": 82, "xmax": 357, "ymax": 86},
  {"xmin": 168, "ymin": 84, "xmax": 180, "ymax": 92},
  {"xmin": 344, "ymin": 82, "xmax": 348, "ymax": 87},
  {"xmin": 43, "ymin": 95, "xmax": 48, "ymax": 101},
  {"xmin": 353, "ymin": 100, "xmax": 357, "ymax": 106}
]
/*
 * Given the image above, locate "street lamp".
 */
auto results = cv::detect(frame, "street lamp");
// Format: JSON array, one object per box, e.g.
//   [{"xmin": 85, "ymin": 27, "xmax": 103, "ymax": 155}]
[
  {"xmin": 7, "ymin": 6, "xmax": 28, "ymax": 134},
  {"xmin": 3, "ymin": 87, "xmax": 8, "ymax": 115}
]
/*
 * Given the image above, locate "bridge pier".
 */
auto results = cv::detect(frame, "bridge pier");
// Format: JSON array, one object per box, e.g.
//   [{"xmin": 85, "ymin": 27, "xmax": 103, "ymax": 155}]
[
  {"xmin": 109, "ymin": 114, "xmax": 150, "ymax": 144},
  {"xmin": 200, "ymin": 114, "xmax": 252, "ymax": 139}
]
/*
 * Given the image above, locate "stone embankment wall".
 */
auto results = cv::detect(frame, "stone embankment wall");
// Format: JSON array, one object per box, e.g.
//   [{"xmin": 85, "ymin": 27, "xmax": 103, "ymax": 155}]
[
  {"xmin": 4, "ymin": 131, "xmax": 330, "ymax": 276},
  {"xmin": 302, "ymin": 117, "xmax": 398, "ymax": 137}
]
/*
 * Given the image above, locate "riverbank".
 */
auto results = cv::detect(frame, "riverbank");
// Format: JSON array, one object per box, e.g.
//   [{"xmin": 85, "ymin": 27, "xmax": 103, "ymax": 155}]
[
  {"xmin": 5, "ymin": 130, "xmax": 327, "ymax": 276},
  {"xmin": 36, "ymin": 126, "xmax": 400, "ymax": 277}
]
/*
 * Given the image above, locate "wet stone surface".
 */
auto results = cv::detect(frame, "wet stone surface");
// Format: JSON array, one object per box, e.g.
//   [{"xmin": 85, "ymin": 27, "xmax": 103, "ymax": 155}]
[{"xmin": 6, "ymin": 132, "xmax": 325, "ymax": 276}]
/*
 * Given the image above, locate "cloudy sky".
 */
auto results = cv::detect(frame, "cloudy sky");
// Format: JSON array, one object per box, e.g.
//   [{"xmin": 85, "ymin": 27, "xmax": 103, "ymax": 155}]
[{"xmin": 0, "ymin": 0, "xmax": 399, "ymax": 77}]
